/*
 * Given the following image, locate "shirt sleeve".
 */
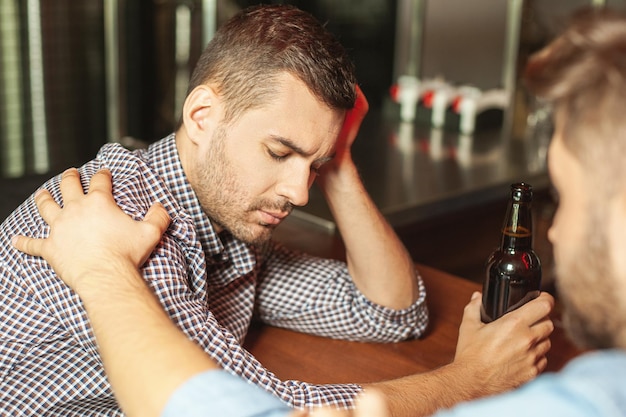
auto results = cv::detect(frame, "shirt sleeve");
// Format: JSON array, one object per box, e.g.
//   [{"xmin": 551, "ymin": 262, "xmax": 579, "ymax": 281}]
[
  {"xmin": 161, "ymin": 370, "xmax": 292, "ymax": 417},
  {"xmin": 255, "ymin": 242, "xmax": 429, "ymax": 342},
  {"xmin": 432, "ymin": 351, "xmax": 626, "ymax": 417}
]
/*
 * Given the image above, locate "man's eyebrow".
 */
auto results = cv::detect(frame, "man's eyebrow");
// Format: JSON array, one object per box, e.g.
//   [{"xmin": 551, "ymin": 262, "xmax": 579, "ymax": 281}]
[
  {"xmin": 271, "ymin": 135, "xmax": 335, "ymax": 165},
  {"xmin": 316, "ymin": 154, "xmax": 335, "ymax": 166}
]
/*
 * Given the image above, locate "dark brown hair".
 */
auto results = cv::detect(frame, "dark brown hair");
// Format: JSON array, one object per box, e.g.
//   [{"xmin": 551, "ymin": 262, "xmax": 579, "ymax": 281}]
[{"xmin": 184, "ymin": 4, "xmax": 356, "ymax": 125}]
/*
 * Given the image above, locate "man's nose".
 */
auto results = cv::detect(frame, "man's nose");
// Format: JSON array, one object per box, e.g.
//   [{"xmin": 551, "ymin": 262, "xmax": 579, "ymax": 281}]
[{"xmin": 276, "ymin": 169, "xmax": 311, "ymax": 207}]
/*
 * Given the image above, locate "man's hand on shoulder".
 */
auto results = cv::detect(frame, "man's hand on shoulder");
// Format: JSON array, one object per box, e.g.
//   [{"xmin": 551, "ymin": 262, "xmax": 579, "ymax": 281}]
[{"xmin": 11, "ymin": 168, "xmax": 171, "ymax": 294}]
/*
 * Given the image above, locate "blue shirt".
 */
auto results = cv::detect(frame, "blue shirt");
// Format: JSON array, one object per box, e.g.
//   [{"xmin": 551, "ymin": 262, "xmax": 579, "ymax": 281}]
[
  {"xmin": 162, "ymin": 371, "xmax": 291, "ymax": 417},
  {"xmin": 434, "ymin": 350, "xmax": 626, "ymax": 417},
  {"xmin": 164, "ymin": 351, "xmax": 626, "ymax": 417}
]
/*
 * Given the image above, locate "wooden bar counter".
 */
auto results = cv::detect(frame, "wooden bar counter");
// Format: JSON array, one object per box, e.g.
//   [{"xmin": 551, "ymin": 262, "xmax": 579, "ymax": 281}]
[{"xmin": 244, "ymin": 263, "xmax": 582, "ymax": 385}]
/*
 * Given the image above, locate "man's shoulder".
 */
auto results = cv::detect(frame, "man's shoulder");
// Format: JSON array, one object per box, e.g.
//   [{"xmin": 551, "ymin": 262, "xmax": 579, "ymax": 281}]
[
  {"xmin": 560, "ymin": 349, "xmax": 626, "ymax": 379},
  {"xmin": 94, "ymin": 142, "xmax": 150, "ymax": 176},
  {"xmin": 437, "ymin": 351, "xmax": 626, "ymax": 417},
  {"xmin": 518, "ymin": 350, "xmax": 626, "ymax": 415},
  {"xmin": 91, "ymin": 142, "xmax": 168, "ymax": 199},
  {"xmin": 92, "ymin": 142, "xmax": 200, "ymax": 249}
]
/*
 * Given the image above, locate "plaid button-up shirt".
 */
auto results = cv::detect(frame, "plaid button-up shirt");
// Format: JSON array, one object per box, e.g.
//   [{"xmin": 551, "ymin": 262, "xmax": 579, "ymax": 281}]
[{"xmin": 0, "ymin": 134, "xmax": 428, "ymax": 416}]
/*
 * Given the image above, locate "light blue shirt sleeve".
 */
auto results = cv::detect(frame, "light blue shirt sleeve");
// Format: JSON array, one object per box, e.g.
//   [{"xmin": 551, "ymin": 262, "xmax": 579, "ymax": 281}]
[
  {"xmin": 432, "ymin": 350, "xmax": 626, "ymax": 417},
  {"xmin": 161, "ymin": 370, "xmax": 292, "ymax": 417}
]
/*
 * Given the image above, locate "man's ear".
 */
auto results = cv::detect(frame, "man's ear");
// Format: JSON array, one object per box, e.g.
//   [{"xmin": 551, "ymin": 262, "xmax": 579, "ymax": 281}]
[{"xmin": 182, "ymin": 85, "xmax": 219, "ymax": 144}]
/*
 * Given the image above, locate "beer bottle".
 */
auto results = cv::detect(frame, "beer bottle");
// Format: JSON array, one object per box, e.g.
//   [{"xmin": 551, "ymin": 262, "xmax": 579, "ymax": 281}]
[{"xmin": 481, "ymin": 182, "xmax": 542, "ymax": 323}]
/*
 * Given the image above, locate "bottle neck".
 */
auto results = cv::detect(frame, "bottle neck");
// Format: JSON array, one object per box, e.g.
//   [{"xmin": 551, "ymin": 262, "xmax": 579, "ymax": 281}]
[
  {"xmin": 501, "ymin": 227, "xmax": 533, "ymax": 250},
  {"xmin": 500, "ymin": 202, "xmax": 533, "ymax": 250}
]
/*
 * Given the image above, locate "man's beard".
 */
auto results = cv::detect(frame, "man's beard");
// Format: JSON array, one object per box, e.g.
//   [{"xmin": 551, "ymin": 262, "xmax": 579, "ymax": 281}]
[
  {"xmin": 555, "ymin": 206, "xmax": 625, "ymax": 350},
  {"xmin": 191, "ymin": 125, "xmax": 292, "ymax": 246}
]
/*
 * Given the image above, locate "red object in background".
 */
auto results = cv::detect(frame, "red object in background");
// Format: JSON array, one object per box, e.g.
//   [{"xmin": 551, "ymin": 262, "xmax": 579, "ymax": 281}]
[
  {"xmin": 389, "ymin": 84, "xmax": 400, "ymax": 102},
  {"xmin": 421, "ymin": 90, "xmax": 435, "ymax": 108},
  {"xmin": 451, "ymin": 95, "xmax": 463, "ymax": 113}
]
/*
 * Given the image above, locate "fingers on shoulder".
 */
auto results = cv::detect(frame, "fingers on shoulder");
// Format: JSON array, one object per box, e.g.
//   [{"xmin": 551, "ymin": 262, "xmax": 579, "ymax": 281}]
[
  {"xmin": 11, "ymin": 235, "xmax": 42, "ymax": 258},
  {"xmin": 88, "ymin": 168, "xmax": 113, "ymax": 194},
  {"xmin": 59, "ymin": 168, "xmax": 89, "ymax": 202},
  {"xmin": 144, "ymin": 203, "xmax": 171, "ymax": 236},
  {"xmin": 33, "ymin": 188, "xmax": 60, "ymax": 221}
]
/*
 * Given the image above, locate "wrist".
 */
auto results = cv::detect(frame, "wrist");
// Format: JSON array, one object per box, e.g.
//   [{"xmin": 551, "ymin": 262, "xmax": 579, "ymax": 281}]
[
  {"xmin": 73, "ymin": 258, "xmax": 146, "ymax": 304},
  {"xmin": 318, "ymin": 157, "xmax": 359, "ymax": 193},
  {"xmin": 442, "ymin": 359, "xmax": 490, "ymax": 399}
]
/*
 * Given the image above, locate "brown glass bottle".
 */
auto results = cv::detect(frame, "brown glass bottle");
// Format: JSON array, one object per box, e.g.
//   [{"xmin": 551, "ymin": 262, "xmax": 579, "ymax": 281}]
[{"xmin": 481, "ymin": 183, "xmax": 542, "ymax": 323}]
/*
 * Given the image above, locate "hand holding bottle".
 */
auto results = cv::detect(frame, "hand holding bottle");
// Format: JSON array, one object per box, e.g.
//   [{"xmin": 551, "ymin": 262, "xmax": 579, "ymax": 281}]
[{"xmin": 454, "ymin": 290, "xmax": 555, "ymax": 393}]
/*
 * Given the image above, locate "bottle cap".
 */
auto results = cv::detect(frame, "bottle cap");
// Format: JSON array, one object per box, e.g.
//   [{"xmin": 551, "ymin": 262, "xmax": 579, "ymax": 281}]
[{"xmin": 511, "ymin": 182, "xmax": 532, "ymax": 202}]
